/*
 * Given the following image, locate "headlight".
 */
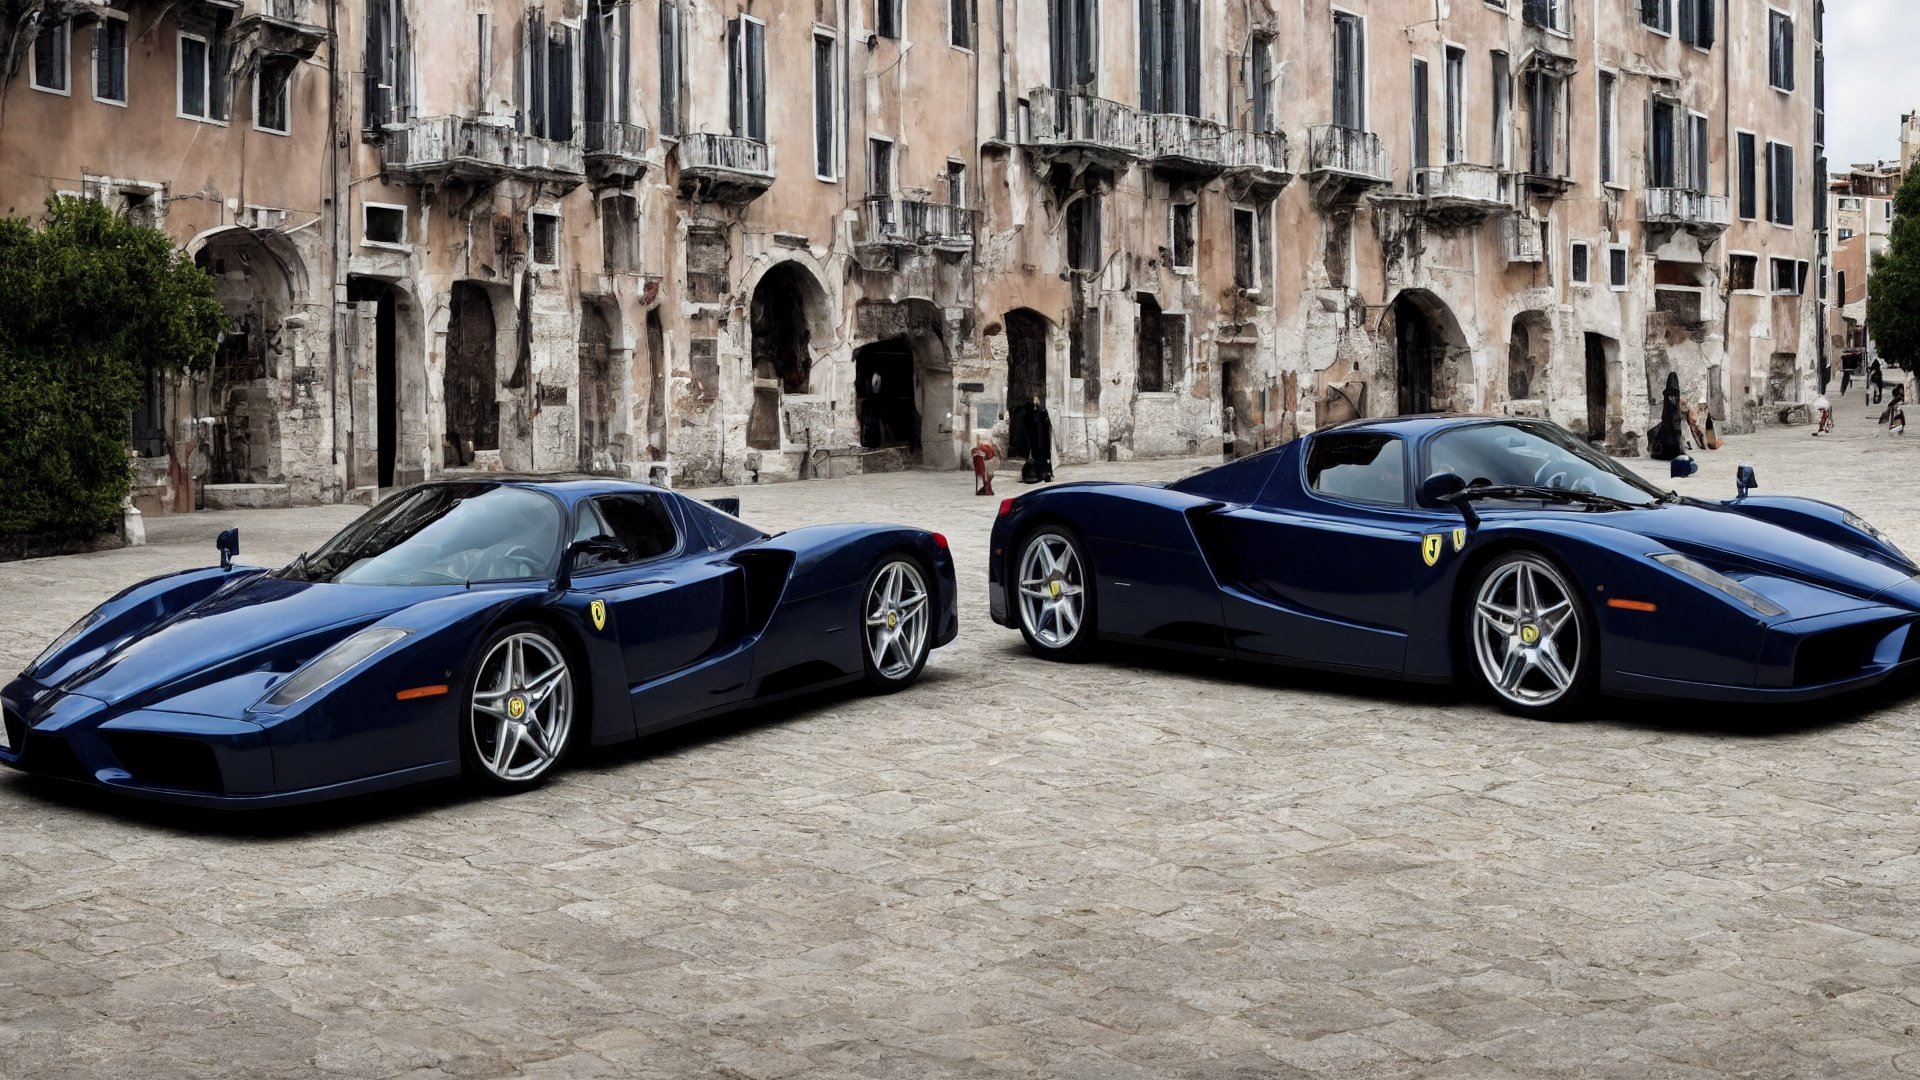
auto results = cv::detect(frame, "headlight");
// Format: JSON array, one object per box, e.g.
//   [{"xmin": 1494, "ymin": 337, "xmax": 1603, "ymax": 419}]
[
  {"xmin": 28, "ymin": 611, "xmax": 103, "ymax": 675},
  {"xmin": 1652, "ymin": 553, "xmax": 1786, "ymax": 618},
  {"xmin": 257, "ymin": 627, "xmax": 411, "ymax": 710},
  {"xmin": 1843, "ymin": 511, "xmax": 1908, "ymax": 559}
]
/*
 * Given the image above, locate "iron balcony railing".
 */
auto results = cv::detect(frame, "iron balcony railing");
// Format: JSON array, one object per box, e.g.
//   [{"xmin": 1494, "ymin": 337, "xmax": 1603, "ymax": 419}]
[
  {"xmin": 583, "ymin": 120, "xmax": 650, "ymax": 160},
  {"xmin": 1414, "ymin": 162, "xmax": 1509, "ymax": 204},
  {"xmin": 1142, "ymin": 112, "xmax": 1225, "ymax": 163},
  {"xmin": 1025, "ymin": 86, "xmax": 1142, "ymax": 156},
  {"xmin": 675, "ymin": 131, "xmax": 775, "ymax": 177},
  {"xmin": 379, "ymin": 115, "xmax": 583, "ymax": 178},
  {"xmin": 860, "ymin": 196, "xmax": 977, "ymax": 247},
  {"xmin": 1222, "ymin": 128, "xmax": 1290, "ymax": 174},
  {"xmin": 1641, "ymin": 188, "xmax": 1732, "ymax": 229},
  {"xmin": 1306, "ymin": 125, "xmax": 1392, "ymax": 182}
]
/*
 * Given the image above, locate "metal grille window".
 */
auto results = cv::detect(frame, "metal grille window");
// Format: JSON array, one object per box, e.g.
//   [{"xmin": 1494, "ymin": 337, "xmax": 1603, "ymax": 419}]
[
  {"xmin": 728, "ymin": 15, "xmax": 766, "ymax": 141},
  {"xmin": 92, "ymin": 17, "xmax": 125, "ymax": 103},
  {"xmin": 32, "ymin": 18, "xmax": 68, "ymax": 93},
  {"xmin": 1137, "ymin": 0, "xmax": 1200, "ymax": 116},
  {"xmin": 531, "ymin": 212, "xmax": 561, "ymax": 266},
  {"xmin": 1769, "ymin": 10, "xmax": 1795, "ymax": 91},
  {"xmin": 1331, "ymin": 13, "xmax": 1364, "ymax": 130}
]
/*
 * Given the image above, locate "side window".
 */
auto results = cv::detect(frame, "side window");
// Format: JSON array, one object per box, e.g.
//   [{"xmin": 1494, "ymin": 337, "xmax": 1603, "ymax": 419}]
[
  {"xmin": 573, "ymin": 494, "xmax": 678, "ymax": 570},
  {"xmin": 1306, "ymin": 434, "xmax": 1407, "ymax": 505}
]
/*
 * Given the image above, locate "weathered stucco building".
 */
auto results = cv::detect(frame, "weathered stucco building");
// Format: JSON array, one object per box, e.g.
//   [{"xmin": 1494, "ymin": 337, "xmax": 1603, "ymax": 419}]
[
  {"xmin": 1826, "ymin": 160, "xmax": 1901, "ymax": 376},
  {"xmin": 0, "ymin": 0, "xmax": 1826, "ymax": 510}
]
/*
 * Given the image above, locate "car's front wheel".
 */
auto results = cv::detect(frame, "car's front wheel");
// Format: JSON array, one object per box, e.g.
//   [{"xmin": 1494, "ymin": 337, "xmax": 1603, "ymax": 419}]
[
  {"xmin": 1465, "ymin": 551, "xmax": 1595, "ymax": 719},
  {"xmin": 1015, "ymin": 527, "xmax": 1096, "ymax": 661},
  {"xmin": 462, "ymin": 622, "xmax": 576, "ymax": 790},
  {"xmin": 863, "ymin": 556, "xmax": 934, "ymax": 691}
]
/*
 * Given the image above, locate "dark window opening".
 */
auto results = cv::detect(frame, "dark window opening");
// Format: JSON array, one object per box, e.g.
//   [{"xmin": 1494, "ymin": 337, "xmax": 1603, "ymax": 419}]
[
  {"xmin": 1307, "ymin": 434, "xmax": 1406, "ymax": 505},
  {"xmin": 531, "ymin": 212, "xmax": 560, "ymax": 265},
  {"xmin": 1170, "ymin": 202, "xmax": 1195, "ymax": 270},
  {"xmin": 364, "ymin": 204, "xmax": 406, "ymax": 245},
  {"xmin": 854, "ymin": 338, "xmax": 920, "ymax": 450},
  {"xmin": 446, "ymin": 282, "xmax": 500, "ymax": 458},
  {"xmin": 1066, "ymin": 195, "xmax": 1100, "ymax": 273},
  {"xmin": 1136, "ymin": 295, "xmax": 1165, "ymax": 393}
]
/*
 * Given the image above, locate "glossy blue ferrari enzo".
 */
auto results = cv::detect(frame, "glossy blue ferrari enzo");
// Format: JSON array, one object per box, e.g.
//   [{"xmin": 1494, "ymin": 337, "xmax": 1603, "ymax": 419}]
[
  {"xmin": 2, "ymin": 479, "xmax": 956, "ymax": 806},
  {"xmin": 989, "ymin": 416, "xmax": 1920, "ymax": 717}
]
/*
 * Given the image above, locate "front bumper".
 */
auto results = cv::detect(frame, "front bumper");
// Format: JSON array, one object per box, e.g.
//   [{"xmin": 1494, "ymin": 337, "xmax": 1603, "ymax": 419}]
[{"xmin": 1604, "ymin": 610, "xmax": 1920, "ymax": 704}]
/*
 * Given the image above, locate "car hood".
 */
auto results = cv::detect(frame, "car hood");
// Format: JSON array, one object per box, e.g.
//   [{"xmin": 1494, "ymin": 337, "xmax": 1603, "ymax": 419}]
[
  {"xmin": 51, "ymin": 575, "xmax": 456, "ymax": 709},
  {"xmin": 1581, "ymin": 502, "xmax": 1917, "ymax": 603}
]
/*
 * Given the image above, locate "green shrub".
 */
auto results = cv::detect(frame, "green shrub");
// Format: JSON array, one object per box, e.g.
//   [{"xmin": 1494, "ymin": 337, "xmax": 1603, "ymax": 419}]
[{"xmin": 0, "ymin": 196, "xmax": 224, "ymax": 538}]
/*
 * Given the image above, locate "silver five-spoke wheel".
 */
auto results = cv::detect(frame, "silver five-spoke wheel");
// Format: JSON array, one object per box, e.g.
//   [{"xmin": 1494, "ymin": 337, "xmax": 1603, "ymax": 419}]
[
  {"xmin": 1018, "ymin": 532, "xmax": 1087, "ymax": 651},
  {"xmin": 470, "ymin": 631, "xmax": 573, "ymax": 783},
  {"xmin": 866, "ymin": 559, "xmax": 931, "ymax": 683},
  {"xmin": 1471, "ymin": 556, "xmax": 1583, "ymax": 710}
]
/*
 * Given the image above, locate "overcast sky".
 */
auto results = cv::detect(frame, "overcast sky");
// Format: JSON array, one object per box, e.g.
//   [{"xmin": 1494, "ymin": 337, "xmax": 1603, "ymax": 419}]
[{"xmin": 1826, "ymin": 0, "xmax": 1920, "ymax": 170}]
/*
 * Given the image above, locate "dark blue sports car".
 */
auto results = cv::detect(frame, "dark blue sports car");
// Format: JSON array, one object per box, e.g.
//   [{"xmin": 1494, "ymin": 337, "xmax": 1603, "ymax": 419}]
[
  {"xmin": 989, "ymin": 416, "xmax": 1920, "ymax": 717},
  {"xmin": 2, "ymin": 479, "xmax": 956, "ymax": 806}
]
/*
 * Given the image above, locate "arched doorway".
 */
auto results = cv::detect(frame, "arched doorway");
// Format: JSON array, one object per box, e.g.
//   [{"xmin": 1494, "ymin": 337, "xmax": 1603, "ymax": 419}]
[
  {"xmin": 1508, "ymin": 311, "xmax": 1552, "ymax": 404},
  {"xmin": 747, "ymin": 262, "xmax": 827, "ymax": 451},
  {"xmin": 1004, "ymin": 308, "xmax": 1049, "ymax": 457},
  {"xmin": 578, "ymin": 304, "xmax": 618, "ymax": 472},
  {"xmin": 855, "ymin": 338, "xmax": 919, "ymax": 452},
  {"xmin": 1388, "ymin": 290, "xmax": 1466, "ymax": 415},
  {"xmin": 446, "ymin": 282, "xmax": 499, "ymax": 465},
  {"xmin": 1584, "ymin": 332, "xmax": 1618, "ymax": 445},
  {"xmin": 194, "ymin": 230, "xmax": 296, "ymax": 485},
  {"xmin": 644, "ymin": 309, "xmax": 667, "ymax": 462}
]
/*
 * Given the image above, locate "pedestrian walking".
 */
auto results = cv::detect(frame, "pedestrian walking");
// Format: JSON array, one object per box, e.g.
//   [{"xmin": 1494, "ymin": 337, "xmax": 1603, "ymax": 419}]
[{"xmin": 1870, "ymin": 359, "xmax": 1885, "ymax": 405}]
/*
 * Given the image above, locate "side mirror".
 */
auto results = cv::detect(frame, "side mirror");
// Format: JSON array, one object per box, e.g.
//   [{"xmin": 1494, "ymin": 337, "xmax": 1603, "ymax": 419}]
[
  {"xmin": 556, "ymin": 537, "xmax": 630, "ymax": 590},
  {"xmin": 216, "ymin": 527, "xmax": 240, "ymax": 571},
  {"xmin": 1735, "ymin": 463, "xmax": 1758, "ymax": 499},
  {"xmin": 1419, "ymin": 471, "xmax": 1468, "ymax": 504},
  {"xmin": 1670, "ymin": 456, "xmax": 1699, "ymax": 479}
]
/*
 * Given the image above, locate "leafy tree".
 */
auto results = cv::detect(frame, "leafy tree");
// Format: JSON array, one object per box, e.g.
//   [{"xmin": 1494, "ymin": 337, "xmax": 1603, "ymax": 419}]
[
  {"xmin": 0, "ymin": 196, "xmax": 224, "ymax": 538},
  {"xmin": 1867, "ymin": 169, "xmax": 1920, "ymax": 373}
]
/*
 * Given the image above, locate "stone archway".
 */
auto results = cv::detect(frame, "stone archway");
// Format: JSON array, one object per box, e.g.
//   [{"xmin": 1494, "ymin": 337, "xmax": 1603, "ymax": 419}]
[
  {"xmin": 1508, "ymin": 310, "xmax": 1553, "ymax": 405},
  {"xmin": 194, "ymin": 229, "xmax": 297, "ymax": 485},
  {"xmin": 445, "ymin": 281, "xmax": 499, "ymax": 465},
  {"xmin": 747, "ymin": 261, "xmax": 831, "ymax": 451},
  {"xmin": 1384, "ymin": 289, "xmax": 1469, "ymax": 415},
  {"xmin": 1003, "ymin": 308, "xmax": 1051, "ymax": 458}
]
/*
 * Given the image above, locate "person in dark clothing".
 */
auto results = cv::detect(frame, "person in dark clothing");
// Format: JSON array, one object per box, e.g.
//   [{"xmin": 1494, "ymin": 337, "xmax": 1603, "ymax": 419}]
[
  {"xmin": 1017, "ymin": 402, "xmax": 1054, "ymax": 483},
  {"xmin": 1870, "ymin": 359, "xmax": 1885, "ymax": 404},
  {"xmin": 1647, "ymin": 372, "xmax": 1686, "ymax": 460}
]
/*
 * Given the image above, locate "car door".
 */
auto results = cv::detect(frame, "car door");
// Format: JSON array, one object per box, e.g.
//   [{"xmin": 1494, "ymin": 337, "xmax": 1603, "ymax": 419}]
[
  {"xmin": 1212, "ymin": 431, "xmax": 1445, "ymax": 673},
  {"xmin": 571, "ymin": 494, "xmax": 752, "ymax": 727}
]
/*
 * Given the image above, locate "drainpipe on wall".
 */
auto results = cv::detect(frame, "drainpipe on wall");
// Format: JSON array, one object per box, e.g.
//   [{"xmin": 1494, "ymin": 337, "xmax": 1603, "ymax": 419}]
[{"xmin": 328, "ymin": 0, "xmax": 351, "ymax": 497}]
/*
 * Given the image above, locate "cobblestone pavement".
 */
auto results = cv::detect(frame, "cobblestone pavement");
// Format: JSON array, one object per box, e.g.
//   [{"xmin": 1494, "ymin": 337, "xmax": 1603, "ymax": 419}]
[{"xmin": 5, "ymin": 417, "xmax": 1920, "ymax": 1079}]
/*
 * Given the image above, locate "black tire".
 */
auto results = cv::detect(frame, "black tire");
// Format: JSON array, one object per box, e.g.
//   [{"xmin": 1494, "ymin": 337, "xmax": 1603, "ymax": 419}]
[
  {"xmin": 1013, "ymin": 526, "xmax": 1098, "ymax": 661},
  {"xmin": 861, "ymin": 555, "xmax": 934, "ymax": 692},
  {"xmin": 459, "ymin": 621, "xmax": 578, "ymax": 791},
  {"xmin": 1461, "ymin": 550, "xmax": 1597, "ymax": 720}
]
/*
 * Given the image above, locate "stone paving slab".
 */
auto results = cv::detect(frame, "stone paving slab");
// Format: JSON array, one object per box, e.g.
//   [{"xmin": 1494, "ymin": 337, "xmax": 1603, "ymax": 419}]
[{"xmin": 3, "ymin": 421, "xmax": 1920, "ymax": 1078}]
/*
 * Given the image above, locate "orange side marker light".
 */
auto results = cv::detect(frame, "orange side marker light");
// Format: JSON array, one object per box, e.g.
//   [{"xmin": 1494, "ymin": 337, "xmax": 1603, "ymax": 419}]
[
  {"xmin": 1606, "ymin": 599, "xmax": 1658, "ymax": 613},
  {"xmin": 396, "ymin": 684, "xmax": 450, "ymax": 701}
]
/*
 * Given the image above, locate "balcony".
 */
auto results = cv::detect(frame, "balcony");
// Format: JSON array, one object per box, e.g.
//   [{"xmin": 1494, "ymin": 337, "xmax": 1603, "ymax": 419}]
[
  {"xmin": 378, "ymin": 116, "xmax": 584, "ymax": 189},
  {"xmin": 1141, "ymin": 113, "xmax": 1226, "ymax": 180},
  {"xmin": 1306, "ymin": 125, "xmax": 1391, "ymax": 205},
  {"xmin": 1221, "ymin": 128, "xmax": 1292, "ymax": 198},
  {"xmin": 1022, "ymin": 87, "xmax": 1141, "ymax": 178},
  {"xmin": 583, "ymin": 121, "xmax": 651, "ymax": 188},
  {"xmin": 856, "ymin": 196, "xmax": 978, "ymax": 252},
  {"xmin": 1414, "ymin": 163, "xmax": 1512, "ymax": 225},
  {"xmin": 1641, "ymin": 188, "xmax": 1732, "ymax": 238},
  {"xmin": 233, "ymin": 6, "xmax": 326, "ymax": 61},
  {"xmin": 675, "ymin": 132, "xmax": 775, "ymax": 203}
]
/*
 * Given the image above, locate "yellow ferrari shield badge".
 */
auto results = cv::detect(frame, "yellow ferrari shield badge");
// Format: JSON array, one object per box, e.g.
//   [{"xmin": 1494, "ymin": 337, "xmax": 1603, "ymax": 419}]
[
  {"xmin": 1520, "ymin": 624, "xmax": 1541, "ymax": 645},
  {"xmin": 507, "ymin": 696, "xmax": 526, "ymax": 719},
  {"xmin": 1452, "ymin": 527, "xmax": 1468, "ymax": 552},
  {"xmin": 589, "ymin": 599, "xmax": 607, "ymax": 632},
  {"xmin": 1422, "ymin": 534, "xmax": 1443, "ymax": 567}
]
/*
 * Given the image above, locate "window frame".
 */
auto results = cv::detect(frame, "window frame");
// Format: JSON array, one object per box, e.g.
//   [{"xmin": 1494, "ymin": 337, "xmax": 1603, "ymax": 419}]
[
  {"xmin": 254, "ymin": 57, "xmax": 294, "ymax": 136},
  {"xmin": 811, "ymin": 27, "xmax": 839, "ymax": 182},
  {"xmin": 1607, "ymin": 244, "xmax": 1629, "ymax": 292},
  {"xmin": 1727, "ymin": 251, "xmax": 1761, "ymax": 294},
  {"xmin": 1330, "ymin": 8, "xmax": 1367, "ymax": 132},
  {"xmin": 1442, "ymin": 44, "xmax": 1466, "ymax": 165},
  {"xmin": 948, "ymin": 0, "xmax": 973, "ymax": 51},
  {"xmin": 1596, "ymin": 68, "xmax": 1619, "ymax": 187},
  {"xmin": 570, "ymin": 494, "xmax": 684, "ymax": 574},
  {"xmin": 1736, "ymin": 129, "xmax": 1757, "ymax": 220},
  {"xmin": 31, "ymin": 17, "xmax": 71, "ymax": 96},
  {"xmin": 727, "ymin": 13, "xmax": 767, "ymax": 142},
  {"xmin": 876, "ymin": 0, "xmax": 902, "ymax": 39},
  {"xmin": 1640, "ymin": 0, "xmax": 1673, "ymax": 36},
  {"xmin": 1302, "ymin": 432, "xmax": 1411, "ymax": 509},
  {"xmin": 1766, "ymin": 140, "xmax": 1796, "ymax": 227},
  {"xmin": 91, "ymin": 12, "xmax": 128, "ymax": 106},
  {"xmin": 1231, "ymin": 204, "xmax": 1259, "ymax": 293},
  {"xmin": 529, "ymin": 210, "xmax": 562, "ymax": 267},
  {"xmin": 1768, "ymin": 8, "xmax": 1795, "ymax": 93},
  {"xmin": 1569, "ymin": 240, "xmax": 1591, "ymax": 285},
  {"xmin": 361, "ymin": 201, "xmax": 410, "ymax": 250},
  {"xmin": 1169, "ymin": 200, "xmax": 1196, "ymax": 273},
  {"xmin": 176, "ymin": 32, "xmax": 224, "ymax": 123}
]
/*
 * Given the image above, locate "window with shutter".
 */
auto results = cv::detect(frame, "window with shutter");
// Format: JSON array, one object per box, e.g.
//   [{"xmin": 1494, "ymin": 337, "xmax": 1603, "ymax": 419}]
[
  {"xmin": 1332, "ymin": 13, "xmax": 1364, "ymax": 130},
  {"xmin": 1411, "ymin": 59, "xmax": 1429, "ymax": 178},
  {"xmin": 1769, "ymin": 11, "xmax": 1795, "ymax": 91},
  {"xmin": 658, "ymin": 0, "xmax": 680, "ymax": 138},
  {"xmin": 1597, "ymin": 72, "xmax": 1616, "ymax": 184},
  {"xmin": 1737, "ymin": 132, "xmax": 1756, "ymax": 218}
]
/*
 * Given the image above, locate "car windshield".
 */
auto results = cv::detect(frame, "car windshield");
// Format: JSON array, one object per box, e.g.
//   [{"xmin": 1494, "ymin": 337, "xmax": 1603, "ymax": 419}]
[
  {"xmin": 1426, "ymin": 422, "xmax": 1665, "ymax": 506},
  {"xmin": 285, "ymin": 484, "xmax": 563, "ymax": 585}
]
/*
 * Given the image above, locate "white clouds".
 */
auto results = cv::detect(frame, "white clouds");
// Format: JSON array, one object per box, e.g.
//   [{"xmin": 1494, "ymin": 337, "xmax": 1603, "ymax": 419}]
[{"xmin": 1826, "ymin": 0, "xmax": 1920, "ymax": 169}]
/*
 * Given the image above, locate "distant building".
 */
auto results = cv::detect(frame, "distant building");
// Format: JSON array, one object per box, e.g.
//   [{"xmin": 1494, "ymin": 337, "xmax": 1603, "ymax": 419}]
[
  {"xmin": 0, "ymin": 0, "xmax": 1827, "ymax": 513},
  {"xmin": 1827, "ymin": 160, "xmax": 1903, "ymax": 375}
]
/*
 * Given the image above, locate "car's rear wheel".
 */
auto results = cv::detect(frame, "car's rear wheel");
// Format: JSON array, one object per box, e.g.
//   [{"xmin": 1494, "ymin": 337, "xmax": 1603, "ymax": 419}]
[
  {"xmin": 462, "ymin": 623, "xmax": 575, "ymax": 790},
  {"xmin": 1015, "ymin": 528, "xmax": 1096, "ymax": 661},
  {"xmin": 1466, "ymin": 552, "xmax": 1595, "ymax": 719},
  {"xmin": 863, "ymin": 556, "xmax": 932, "ymax": 692}
]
